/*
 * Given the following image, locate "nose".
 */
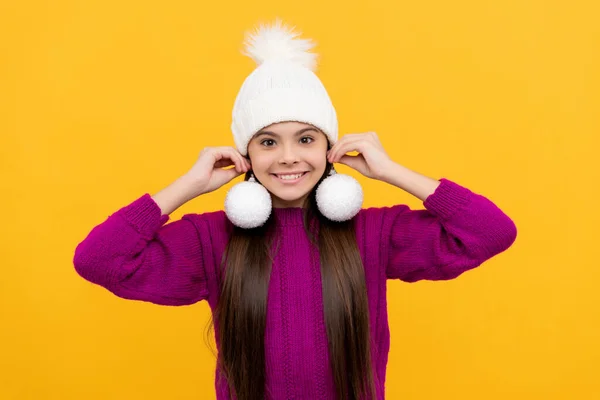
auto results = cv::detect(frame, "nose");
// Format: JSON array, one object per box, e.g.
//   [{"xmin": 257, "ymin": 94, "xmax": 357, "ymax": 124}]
[{"xmin": 278, "ymin": 143, "xmax": 299, "ymax": 165}]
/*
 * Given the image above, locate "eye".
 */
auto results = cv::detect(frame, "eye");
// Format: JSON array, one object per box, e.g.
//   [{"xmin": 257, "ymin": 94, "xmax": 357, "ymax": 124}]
[
  {"xmin": 260, "ymin": 139, "xmax": 276, "ymax": 147},
  {"xmin": 259, "ymin": 136, "xmax": 314, "ymax": 147}
]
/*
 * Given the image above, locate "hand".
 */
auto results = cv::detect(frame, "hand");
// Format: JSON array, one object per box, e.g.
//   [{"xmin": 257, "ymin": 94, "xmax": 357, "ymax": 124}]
[
  {"xmin": 326, "ymin": 132, "xmax": 393, "ymax": 180},
  {"xmin": 184, "ymin": 146, "xmax": 252, "ymax": 196}
]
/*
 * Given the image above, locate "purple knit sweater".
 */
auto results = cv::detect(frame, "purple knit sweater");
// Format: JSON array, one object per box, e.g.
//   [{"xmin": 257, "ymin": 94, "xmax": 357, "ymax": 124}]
[{"xmin": 73, "ymin": 178, "xmax": 517, "ymax": 399}]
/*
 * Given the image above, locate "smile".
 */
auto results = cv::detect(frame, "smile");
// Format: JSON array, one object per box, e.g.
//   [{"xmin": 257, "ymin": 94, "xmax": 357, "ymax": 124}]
[{"xmin": 270, "ymin": 171, "xmax": 309, "ymax": 184}]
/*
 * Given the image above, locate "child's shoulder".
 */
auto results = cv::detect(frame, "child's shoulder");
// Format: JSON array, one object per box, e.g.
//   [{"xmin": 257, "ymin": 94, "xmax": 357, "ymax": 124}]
[
  {"xmin": 169, "ymin": 209, "xmax": 232, "ymax": 242},
  {"xmin": 353, "ymin": 204, "xmax": 415, "ymax": 241},
  {"xmin": 178, "ymin": 209, "xmax": 233, "ymax": 263},
  {"xmin": 356, "ymin": 203, "xmax": 412, "ymax": 221},
  {"xmin": 180, "ymin": 208, "xmax": 231, "ymax": 231}
]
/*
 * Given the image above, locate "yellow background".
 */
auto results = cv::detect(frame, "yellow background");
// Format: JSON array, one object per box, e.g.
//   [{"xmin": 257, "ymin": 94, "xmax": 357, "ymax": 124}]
[{"xmin": 1, "ymin": 0, "xmax": 598, "ymax": 399}]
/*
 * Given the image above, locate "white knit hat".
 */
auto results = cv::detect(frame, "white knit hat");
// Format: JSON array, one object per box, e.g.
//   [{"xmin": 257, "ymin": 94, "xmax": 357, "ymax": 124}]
[
  {"xmin": 231, "ymin": 19, "xmax": 338, "ymax": 156},
  {"xmin": 225, "ymin": 19, "xmax": 363, "ymax": 229}
]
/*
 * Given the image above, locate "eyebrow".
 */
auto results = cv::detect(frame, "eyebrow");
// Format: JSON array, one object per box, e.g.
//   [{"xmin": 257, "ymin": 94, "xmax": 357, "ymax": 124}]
[{"xmin": 254, "ymin": 127, "xmax": 318, "ymax": 139}]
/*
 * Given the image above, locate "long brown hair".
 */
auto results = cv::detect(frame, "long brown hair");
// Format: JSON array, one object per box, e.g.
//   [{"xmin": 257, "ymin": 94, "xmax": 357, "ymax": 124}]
[{"xmin": 205, "ymin": 162, "xmax": 376, "ymax": 400}]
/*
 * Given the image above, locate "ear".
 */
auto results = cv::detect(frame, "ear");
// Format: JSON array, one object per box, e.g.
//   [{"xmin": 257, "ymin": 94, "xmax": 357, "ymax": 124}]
[{"xmin": 325, "ymin": 137, "xmax": 332, "ymax": 150}]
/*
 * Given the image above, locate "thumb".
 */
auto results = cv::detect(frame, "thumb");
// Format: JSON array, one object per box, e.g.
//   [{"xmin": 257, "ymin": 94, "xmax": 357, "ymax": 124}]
[
  {"xmin": 338, "ymin": 154, "xmax": 363, "ymax": 171},
  {"xmin": 220, "ymin": 167, "xmax": 245, "ymax": 185}
]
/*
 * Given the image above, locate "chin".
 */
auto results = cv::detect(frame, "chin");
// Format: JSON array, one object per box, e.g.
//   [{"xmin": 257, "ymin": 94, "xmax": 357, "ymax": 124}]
[
  {"xmin": 268, "ymin": 184, "xmax": 311, "ymax": 198},
  {"xmin": 273, "ymin": 192, "xmax": 310, "ymax": 202},
  {"xmin": 268, "ymin": 185, "xmax": 316, "ymax": 207}
]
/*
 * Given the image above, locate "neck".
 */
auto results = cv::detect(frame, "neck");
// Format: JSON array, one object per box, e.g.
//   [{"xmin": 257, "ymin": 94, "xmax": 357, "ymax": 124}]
[{"xmin": 270, "ymin": 191, "xmax": 311, "ymax": 208}]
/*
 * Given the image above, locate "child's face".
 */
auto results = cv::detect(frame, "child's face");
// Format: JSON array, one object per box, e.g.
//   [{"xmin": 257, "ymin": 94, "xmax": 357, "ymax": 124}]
[{"xmin": 247, "ymin": 121, "xmax": 329, "ymax": 208}]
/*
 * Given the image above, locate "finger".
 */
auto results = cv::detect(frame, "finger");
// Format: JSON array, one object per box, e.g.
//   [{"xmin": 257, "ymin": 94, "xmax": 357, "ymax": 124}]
[
  {"xmin": 222, "ymin": 165, "xmax": 244, "ymax": 184},
  {"xmin": 214, "ymin": 159, "xmax": 235, "ymax": 168},
  {"xmin": 338, "ymin": 154, "xmax": 364, "ymax": 171},
  {"xmin": 329, "ymin": 136, "xmax": 358, "ymax": 162},
  {"xmin": 329, "ymin": 138, "xmax": 365, "ymax": 163},
  {"xmin": 333, "ymin": 142, "xmax": 365, "ymax": 164},
  {"xmin": 233, "ymin": 149, "xmax": 249, "ymax": 173},
  {"xmin": 368, "ymin": 131, "xmax": 382, "ymax": 144},
  {"xmin": 223, "ymin": 147, "xmax": 244, "ymax": 173},
  {"xmin": 334, "ymin": 133, "xmax": 370, "ymax": 148},
  {"xmin": 339, "ymin": 133, "xmax": 367, "ymax": 140},
  {"xmin": 227, "ymin": 147, "xmax": 250, "ymax": 173},
  {"xmin": 238, "ymin": 153, "xmax": 250, "ymax": 172},
  {"xmin": 212, "ymin": 152, "xmax": 235, "ymax": 172}
]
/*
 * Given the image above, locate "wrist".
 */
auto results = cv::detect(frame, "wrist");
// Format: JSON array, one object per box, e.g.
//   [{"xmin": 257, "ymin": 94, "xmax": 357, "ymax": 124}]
[{"xmin": 177, "ymin": 174, "xmax": 204, "ymax": 199}]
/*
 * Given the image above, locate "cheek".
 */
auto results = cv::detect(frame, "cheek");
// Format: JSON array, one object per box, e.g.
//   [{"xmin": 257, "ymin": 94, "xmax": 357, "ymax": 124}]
[
  {"xmin": 250, "ymin": 158, "xmax": 271, "ymax": 177},
  {"xmin": 311, "ymin": 154, "xmax": 327, "ymax": 170}
]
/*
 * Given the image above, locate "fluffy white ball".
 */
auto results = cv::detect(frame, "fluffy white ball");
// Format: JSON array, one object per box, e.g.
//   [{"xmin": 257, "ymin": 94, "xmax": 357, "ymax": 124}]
[
  {"xmin": 316, "ymin": 174, "xmax": 363, "ymax": 222},
  {"xmin": 242, "ymin": 18, "xmax": 317, "ymax": 71},
  {"xmin": 224, "ymin": 181, "xmax": 272, "ymax": 229}
]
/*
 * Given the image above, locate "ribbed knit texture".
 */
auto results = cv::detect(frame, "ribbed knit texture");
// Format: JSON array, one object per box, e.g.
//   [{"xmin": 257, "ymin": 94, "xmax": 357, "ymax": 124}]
[{"xmin": 73, "ymin": 178, "xmax": 517, "ymax": 399}]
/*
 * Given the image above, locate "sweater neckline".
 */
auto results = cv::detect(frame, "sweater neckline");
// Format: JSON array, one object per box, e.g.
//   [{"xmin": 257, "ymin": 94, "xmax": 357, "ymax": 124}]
[{"xmin": 272, "ymin": 207, "xmax": 307, "ymax": 227}]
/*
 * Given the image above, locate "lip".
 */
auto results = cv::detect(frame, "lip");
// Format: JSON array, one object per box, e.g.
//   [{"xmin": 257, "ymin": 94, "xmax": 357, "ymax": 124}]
[
  {"xmin": 271, "ymin": 171, "xmax": 308, "ymax": 175},
  {"xmin": 270, "ymin": 171, "xmax": 309, "ymax": 184}
]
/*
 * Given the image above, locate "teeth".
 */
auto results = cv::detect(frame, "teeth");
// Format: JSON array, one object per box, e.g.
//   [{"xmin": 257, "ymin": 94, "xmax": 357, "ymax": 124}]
[{"xmin": 278, "ymin": 173, "xmax": 304, "ymax": 180}]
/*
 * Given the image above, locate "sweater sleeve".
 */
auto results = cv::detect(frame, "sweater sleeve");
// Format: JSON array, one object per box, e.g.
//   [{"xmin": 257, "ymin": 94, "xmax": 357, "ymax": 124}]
[
  {"xmin": 73, "ymin": 193, "xmax": 209, "ymax": 306},
  {"xmin": 386, "ymin": 178, "xmax": 517, "ymax": 282}
]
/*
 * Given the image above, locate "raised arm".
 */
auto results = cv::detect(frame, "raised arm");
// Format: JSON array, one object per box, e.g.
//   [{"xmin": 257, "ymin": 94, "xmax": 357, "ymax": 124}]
[
  {"xmin": 73, "ymin": 193, "xmax": 209, "ymax": 305},
  {"xmin": 73, "ymin": 146, "xmax": 251, "ymax": 305},
  {"xmin": 384, "ymin": 178, "xmax": 517, "ymax": 282}
]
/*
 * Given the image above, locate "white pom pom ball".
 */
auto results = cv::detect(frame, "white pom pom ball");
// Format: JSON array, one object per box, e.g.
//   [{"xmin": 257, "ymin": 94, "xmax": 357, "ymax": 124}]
[
  {"xmin": 224, "ymin": 179, "xmax": 272, "ymax": 229},
  {"xmin": 316, "ymin": 173, "xmax": 363, "ymax": 222},
  {"xmin": 242, "ymin": 18, "xmax": 318, "ymax": 71}
]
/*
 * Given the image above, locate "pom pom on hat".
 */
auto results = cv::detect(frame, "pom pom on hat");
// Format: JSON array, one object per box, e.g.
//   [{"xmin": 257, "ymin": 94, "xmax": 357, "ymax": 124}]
[{"xmin": 242, "ymin": 18, "xmax": 318, "ymax": 71}]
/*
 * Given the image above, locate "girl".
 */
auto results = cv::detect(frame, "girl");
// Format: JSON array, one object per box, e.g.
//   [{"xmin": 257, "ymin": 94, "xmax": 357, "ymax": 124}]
[{"xmin": 73, "ymin": 20, "xmax": 517, "ymax": 400}]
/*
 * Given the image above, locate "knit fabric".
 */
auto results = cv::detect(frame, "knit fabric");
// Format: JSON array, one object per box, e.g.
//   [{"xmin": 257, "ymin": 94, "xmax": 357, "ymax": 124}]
[
  {"xmin": 73, "ymin": 177, "xmax": 517, "ymax": 399},
  {"xmin": 230, "ymin": 20, "xmax": 338, "ymax": 157}
]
